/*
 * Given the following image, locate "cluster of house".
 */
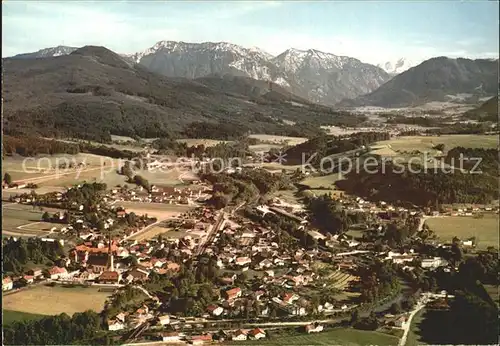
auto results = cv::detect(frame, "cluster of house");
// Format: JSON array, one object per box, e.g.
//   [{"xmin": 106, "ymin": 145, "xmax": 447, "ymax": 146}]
[
  {"xmin": 104, "ymin": 185, "xmax": 211, "ymax": 205},
  {"xmin": 194, "ymin": 218, "xmax": 360, "ymax": 318},
  {"xmin": 439, "ymin": 205, "xmax": 499, "ymax": 216},
  {"xmin": 154, "ymin": 328, "xmax": 267, "ymax": 344},
  {"xmin": 108, "ymin": 303, "xmax": 160, "ymax": 331},
  {"xmin": 2, "ymin": 266, "xmax": 73, "ymax": 292}
]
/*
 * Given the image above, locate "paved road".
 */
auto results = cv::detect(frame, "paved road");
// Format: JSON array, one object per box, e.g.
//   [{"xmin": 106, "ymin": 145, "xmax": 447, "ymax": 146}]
[
  {"xmin": 398, "ymin": 293, "xmax": 432, "ymax": 346},
  {"xmin": 195, "ymin": 211, "xmax": 225, "ymax": 256}
]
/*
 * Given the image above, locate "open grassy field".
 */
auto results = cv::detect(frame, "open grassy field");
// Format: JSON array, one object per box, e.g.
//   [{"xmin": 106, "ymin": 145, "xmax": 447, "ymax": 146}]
[
  {"xmin": 176, "ymin": 138, "xmax": 231, "ymax": 147},
  {"xmin": 3, "ymin": 153, "xmax": 131, "ymax": 191},
  {"xmin": 117, "ymin": 201, "xmax": 195, "ymax": 220},
  {"xmin": 425, "ymin": 214, "xmax": 499, "ymax": 249},
  {"xmin": 375, "ymin": 134, "xmax": 498, "ymax": 153},
  {"xmin": 128, "ymin": 224, "xmax": 169, "ymax": 241},
  {"xmin": 227, "ymin": 328, "xmax": 399, "ymax": 345},
  {"xmin": 248, "ymin": 134, "xmax": 308, "ymax": 146},
  {"xmin": 272, "ymin": 190, "xmax": 302, "ymax": 205},
  {"xmin": 3, "ymin": 206, "xmax": 52, "ymax": 232},
  {"xmin": 300, "ymin": 173, "xmax": 344, "ymax": 189},
  {"xmin": 3, "ymin": 310, "xmax": 45, "ymax": 325},
  {"xmin": 130, "ymin": 225, "xmax": 205, "ymax": 241},
  {"xmin": 2, "ymin": 204, "xmax": 70, "ymax": 238},
  {"xmin": 3, "ymin": 285, "xmax": 111, "ymax": 316},
  {"xmin": 299, "ymin": 173, "xmax": 346, "ymax": 198},
  {"xmin": 243, "ymin": 162, "xmax": 304, "ymax": 173},
  {"xmin": 248, "ymin": 143, "xmax": 282, "ymax": 153},
  {"xmin": 133, "ymin": 168, "xmax": 193, "ymax": 186}
]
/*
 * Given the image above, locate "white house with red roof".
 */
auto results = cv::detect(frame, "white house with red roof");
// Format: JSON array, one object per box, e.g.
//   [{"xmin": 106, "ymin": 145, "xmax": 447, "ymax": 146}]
[
  {"xmin": 48, "ymin": 266, "xmax": 68, "ymax": 280},
  {"xmin": 223, "ymin": 287, "xmax": 242, "ymax": 300},
  {"xmin": 248, "ymin": 328, "xmax": 266, "ymax": 340},
  {"xmin": 206, "ymin": 304, "xmax": 224, "ymax": 316},
  {"xmin": 231, "ymin": 329, "xmax": 248, "ymax": 341}
]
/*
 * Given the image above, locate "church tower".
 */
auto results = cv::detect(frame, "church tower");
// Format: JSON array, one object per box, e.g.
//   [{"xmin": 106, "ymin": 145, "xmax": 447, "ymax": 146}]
[{"xmin": 107, "ymin": 234, "xmax": 114, "ymax": 272}]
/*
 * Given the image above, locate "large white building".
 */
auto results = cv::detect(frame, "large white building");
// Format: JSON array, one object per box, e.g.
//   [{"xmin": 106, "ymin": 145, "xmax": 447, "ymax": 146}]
[{"xmin": 421, "ymin": 257, "xmax": 448, "ymax": 269}]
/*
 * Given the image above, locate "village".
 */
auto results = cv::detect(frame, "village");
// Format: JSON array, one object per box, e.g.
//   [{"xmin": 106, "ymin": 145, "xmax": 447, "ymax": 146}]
[{"xmin": 3, "ymin": 158, "xmax": 498, "ymax": 346}]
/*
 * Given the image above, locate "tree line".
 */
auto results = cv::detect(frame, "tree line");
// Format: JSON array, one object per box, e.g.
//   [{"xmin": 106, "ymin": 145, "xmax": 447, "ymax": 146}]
[
  {"xmin": 284, "ymin": 132, "xmax": 390, "ymax": 166},
  {"xmin": 2, "ymin": 237, "xmax": 65, "ymax": 275},
  {"xmin": 3, "ymin": 310, "xmax": 107, "ymax": 345},
  {"xmin": 335, "ymin": 161, "xmax": 498, "ymax": 206},
  {"xmin": 3, "ymin": 135, "xmax": 137, "ymax": 159}
]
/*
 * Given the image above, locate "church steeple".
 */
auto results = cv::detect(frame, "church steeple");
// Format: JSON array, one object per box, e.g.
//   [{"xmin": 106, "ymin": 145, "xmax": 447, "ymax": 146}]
[{"xmin": 107, "ymin": 232, "xmax": 114, "ymax": 271}]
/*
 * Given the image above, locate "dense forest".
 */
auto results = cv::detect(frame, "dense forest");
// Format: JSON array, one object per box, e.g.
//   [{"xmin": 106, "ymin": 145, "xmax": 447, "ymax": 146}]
[
  {"xmin": 336, "ymin": 161, "xmax": 498, "ymax": 206},
  {"xmin": 445, "ymin": 147, "xmax": 499, "ymax": 176},
  {"xmin": 462, "ymin": 95, "xmax": 498, "ymax": 122},
  {"xmin": 335, "ymin": 146, "xmax": 499, "ymax": 206},
  {"xmin": 201, "ymin": 169, "xmax": 303, "ymax": 208},
  {"xmin": 425, "ymin": 123, "xmax": 496, "ymax": 135},
  {"xmin": 3, "ymin": 310, "xmax": 107, "ymax": 345},
  {"xmin": 2, "ymin": 237, "xmax": 65, "ymax": 275},
  {"xmin": 413, "ymin": 253, "xmax": 499, "ymax": 345},
  {"xmin": 3, "ymin": 135, "xmax": 137, "ymax": 159},
  {"xmin": 284, "ymin": 132, "xmax": 390, "ymax": 166}
]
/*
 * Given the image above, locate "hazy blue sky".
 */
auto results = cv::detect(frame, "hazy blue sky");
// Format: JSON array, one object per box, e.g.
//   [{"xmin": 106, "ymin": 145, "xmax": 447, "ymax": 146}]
[{"xmin": 2, "ymin": 1, "xmax": 499, "ymax": 64}]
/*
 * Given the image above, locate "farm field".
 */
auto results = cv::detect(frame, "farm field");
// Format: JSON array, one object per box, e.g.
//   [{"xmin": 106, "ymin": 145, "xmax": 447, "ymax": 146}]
[
  {"xmin": 4, "ymin": 186, "xmax": 67, "ymax": 198},
  {"xmin": 3, "ymin": 310, "xmax": 45, "ymax": 325},
  {"xmin": 328, "ymin": 270, "xmax": 358, "ymax": 290},
  {"xmin": 2, "ymin": 204, "xmax": 70, "ymax": 238},
  {"xmin": 176, "ymin": 138, "xmax": 231, "ymax": 147},
  {"xmin": 2, "ymin": 157, "xmax": 58, "ymax": 181},
  {"xmin": 61, "ymin": 137, "xmax": 145, "ymax": 152},
  {"xmin": 300, "ymin": 173, "xmax": 345, "ymax": 189},
  {"xmin": 128, "ymin": 224, "xmax": 170, "ymax": 241},
  {"xmin": 110, "ymin": 135, "xmax": 158, "ymax": 144},
  {"xmin": 4, "ymin": 153, "xmax": 130, "ymax": 189},
  {"xmin": 424, "ymin": 214, "xmax": 499, "ymax": 249},
  {"xmin": 35, "ymin": 168, "xmax": 128, "ymax": 188},
  {"xmin": 117, "ymin": 201, "xmax": 195, "ymax": 220},
  {"xmin": 3, "ymin": 285, "xmax": 111, "ymax": 316},
  {"xmin": 299, "ymin": 173, "xmax": 346, "ymax": 198},
  {"xmin": 375, "ymin": 134, "xmax": 498, "ymax": 153},
  {"xmin": 272, "ymin": 190, "xmax": 302, "ymax": 205},
  {"xmin": 134, "ymin": 168, "xmax": 193, "ymax": 186},
  {"xmin": 129, "ymin": 225, "xmax": 201, "ymax": 241},
  {"xmin": 243, "ymin": 162, "xmax": 304, "ymax": 172},
  {"xmin": 248, "ymin": 143, "xmax": 282, "ymax": 153},
  {"xmin": 227, "ymin": 328, "xmax": 399, "ymax": 345},
  {"xmin": 248, "ymin": 134, "xmax": 308, "ymax": 146}
]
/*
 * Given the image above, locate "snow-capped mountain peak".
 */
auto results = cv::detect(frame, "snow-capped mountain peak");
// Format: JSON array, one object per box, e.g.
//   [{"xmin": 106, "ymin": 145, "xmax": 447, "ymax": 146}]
[
  {"xmin": 12, "ymin": 45, "xmax": 77, "ymax": 59},
  {"xmin": 377, "ymin": 58, "xmax": 416, "ymax": 75},
  {"xmin": 273, "ymin": 47, "xmax": 360, "ymax": 74},
  {"xmin": 9, "ymin": 40, "xmax": 391, "ymax": 106}
]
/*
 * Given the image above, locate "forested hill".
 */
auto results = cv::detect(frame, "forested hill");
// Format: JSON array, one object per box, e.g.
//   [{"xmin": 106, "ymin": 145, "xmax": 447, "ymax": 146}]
[
  {"xmin": 3, "ymin": 46, "xmax": 360, "ymax": 142},
  {"xmin": 463, "ymin": 95, "xmax": 499, "ymax": 122},
  {"xmin": 283, "ymin": 132, "xmax": 390, "ymax": 165},
  {"xmin": 339, "ymin": 57, "xmax": 498, "ymax": 107},
  {"xmin": 336, "ymin": 147, "xmax": 499, "ymax": 206}
]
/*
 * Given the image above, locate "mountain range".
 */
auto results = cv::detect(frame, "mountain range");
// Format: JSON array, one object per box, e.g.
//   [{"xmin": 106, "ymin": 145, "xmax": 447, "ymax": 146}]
[
  {"xmin": 339, "ymin": 57, "xmax": 498, "ymax": 108},
  {"xmin": 3, "ymin": 46, "xmax": 359, "ymax": 142},
  {"xmin": 11, "ymin": 41, "xmax": 391, "ymax": 106},
  {"xmin": 8, "ymin": 42, "xmax": 499, "ymax": 109}
]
